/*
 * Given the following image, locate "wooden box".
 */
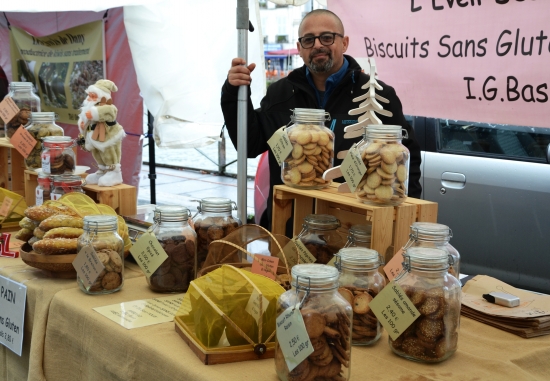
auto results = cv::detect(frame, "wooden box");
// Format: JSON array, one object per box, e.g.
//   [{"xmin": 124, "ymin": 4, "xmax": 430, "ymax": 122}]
[
  {"xmin": 271, "ymin": 184, "xmax": 437, "ymax": 263},
  {"xmin": 0, "ymin": 137, "xmax": 26, "ymax": 198}
]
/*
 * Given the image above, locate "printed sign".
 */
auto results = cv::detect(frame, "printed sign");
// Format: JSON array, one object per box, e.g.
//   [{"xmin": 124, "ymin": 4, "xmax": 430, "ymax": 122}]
[
  {"xmin": 130, "ymin": 232, "xmax": 169, "ymax": 278},
  {"xmin": 340, "ymin": 145, "xmax": 367, "ymax": 193},
  {"xmin": 72, "ymin": 245, "xmax": 106, "ymax": 289},
  {"xmin": 0, "ymin": 275, "xmax": 27, "ymax": 356},
  {"xmin": 276, "ymin": 307, "xmax": 314, "ymax": 372},
  {"xmin": 267, "ymin": 126, "xmax": 293, "ymax": 166},
  {"xmin": 251, "ymin": 254, "xmax": 279, "ymax": 280},
  {"xmin": 10, "ymin": 126, "xmax": 37, "ymax": 159},
  {"xmin": 0, "ymin": 97, "xmax": 20, "ymax": 124}
]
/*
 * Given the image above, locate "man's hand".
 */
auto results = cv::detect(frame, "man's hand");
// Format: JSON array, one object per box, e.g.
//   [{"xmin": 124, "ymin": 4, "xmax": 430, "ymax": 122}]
[{"xmin": 228, "ymin": 58, "xmax": 256, "ymax": 86}]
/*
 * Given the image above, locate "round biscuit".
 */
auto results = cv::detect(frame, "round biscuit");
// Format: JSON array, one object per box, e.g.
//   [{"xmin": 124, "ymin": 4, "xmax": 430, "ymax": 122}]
[
  {"xmin": 374, "ymin": 185, "xmax": 393, "ymax": 201},
  {"xmin": 366, "ymin": 172, "xmax": 382, "ymax": 189}
]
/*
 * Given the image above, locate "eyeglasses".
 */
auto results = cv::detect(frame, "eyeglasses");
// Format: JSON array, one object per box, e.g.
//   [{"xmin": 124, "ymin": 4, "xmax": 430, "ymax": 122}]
[{"xmin": 298, "ymin": 32, "xmax": 344, "ymax": 49}]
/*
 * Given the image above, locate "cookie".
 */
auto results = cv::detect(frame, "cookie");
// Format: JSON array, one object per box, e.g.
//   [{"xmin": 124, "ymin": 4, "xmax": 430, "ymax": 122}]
[{"xmin": 352, "ymin": 292, "xmax": 373, "ymax": 314}]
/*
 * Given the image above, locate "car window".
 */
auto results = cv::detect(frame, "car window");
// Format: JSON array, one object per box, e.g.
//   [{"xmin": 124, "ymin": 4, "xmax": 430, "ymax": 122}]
[{"xmin": 437, "ymin": 120, "xmax": 550, "ymax": 162}]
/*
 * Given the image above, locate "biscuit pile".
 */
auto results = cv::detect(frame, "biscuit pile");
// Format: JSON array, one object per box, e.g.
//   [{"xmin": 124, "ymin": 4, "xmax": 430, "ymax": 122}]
[
  {"xmin": 338, "ymin": 287, "xmax": 381, "ymax": 345},
  {"xmin": 283, "ymin": 124, "xmax": 334, "ymax": 188},
  {"xmin": 24, "ymin": 123, "xmax": 63, "ymax": 170},
  {"xmin": 195, "ymin": 216, "xmax": 240, "ymax": 270},
  {"xmin": 389, "ymin": 286, "xmax": 460, "ymax": 362},
  {"xmin": 47, "ymin": 152, "xmax": 76, "ymax": 175},
  {"xmin": 302, "ymin": 239, "xmax": 341, "ymax": 265},
  {"xmin": 149, "ymin": 235, "xmax": 196, "ymax": 292},
  {"xmin": 90, "ymin": 248, "xmax": 123, "ymax": 292},
  {"xmin": 356, "ymin": 141, "xmax": 408, "ymax": 204}
]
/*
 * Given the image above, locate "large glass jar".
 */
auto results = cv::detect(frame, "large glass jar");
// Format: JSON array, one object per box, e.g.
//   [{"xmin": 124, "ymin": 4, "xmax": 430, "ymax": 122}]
[
  {"xmin": 77, "ymin": 215, "xmax": 124, "ymax": 295},
  {"xmin": 193, "ymin": 197, "xmax": 241, "ymax": 271},
  {"xmin": 148, "ymin": 206, "xmax": 196, "ymax": 292},
  {"xmin": 50, "ymin": 175, "xmax": 85, "ymax": 200},
  {"xmin": 355, "ymin": 125, "xmax": 410, "ymax": 206},
  {"xmin": 41, "ymin": 136, "xmax": 76, "ymax": 175},
  {"xmin": 335, "ymin": 247, "xmax": 385, "ymax": 345},
  {"xmin": 344, "ymin": 224, "xmax": 372, "ymax": 248},
  {"xmin": 276, "ymin": 264, "xmax": 352, "ymax": 381},
  {"xmin": 389, "ymin": 247, "xmax": 461, "ymax": 363},
  {"xmin": 35, "ymin": 172, "xmax": 52, "ymax": 206},
  {"xmin": 4, "ymin": 82, "xmax": 41, "ymax": 140},
  {"xmin": 296, "ymin": 214, "xmax": 344, "ymax": 264},
  {"xmin": 282, "ymin": 108, "xmax": 334, "ymax": 190},
  {"xmin": 25, "ymin": 112, "xmax": 64, "ymax": 170}
]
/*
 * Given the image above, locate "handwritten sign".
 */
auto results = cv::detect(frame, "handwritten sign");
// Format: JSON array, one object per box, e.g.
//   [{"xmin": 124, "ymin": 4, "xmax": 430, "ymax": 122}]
[
  {"xmin": 0, "ymin": 197, "xmax": 14, "ymax": 217},
  {"xmin": 0, "ymin": 97, "xmax": 19, "ymax": 124},
  {"xmin": 293, "ymin": 238, "xmax": 316, "ymax": 264},
  {"xmin": 267, "ymin": 126, "xmax": 293, "ymax": 166},
  {"xmin": 279, "ymin": 241, "xmax": 299, "ymax": 268},
  {"xmin": 276, "ymin": 307, "xmax": 314, "ymax": 372},
  {"xmin": 245, "ymin": 289, "xmax": 270, "ymax": 324},
  {"xmin": 341, "ymin": 145, "xmax": 367, "ymax": 193},
  {"xmin": 0, "ymin": 275, "xmax": 27, "ymax": 355},
  {"xmin": 384, "ymin": 248, "xmax": 405, "ymax": 281},
  {"xmin": 251, "ymin": 254, "xmax": 279, "ymax": 280},
  {"xmin": 72, "ymin": 245, "xmax": 106, "ymax": 289},
  {"xmin": 130, "ymin": 232, "xmax": 169, "ymax": 278},
  {"xmin": 10, "ymin": 126, "xmax": 37, "ymax": 159}
]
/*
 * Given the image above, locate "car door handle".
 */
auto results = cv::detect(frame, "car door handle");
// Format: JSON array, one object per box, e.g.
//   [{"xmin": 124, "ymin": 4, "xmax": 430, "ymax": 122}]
[{"xmin": 441, "ymin": 172, "xmax": 466, "ymax": 189}]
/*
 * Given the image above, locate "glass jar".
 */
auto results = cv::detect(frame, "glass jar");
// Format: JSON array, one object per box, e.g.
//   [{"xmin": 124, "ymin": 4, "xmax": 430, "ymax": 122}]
[
  {"xmin": 344, "ymin": 224, "xmax": 372, "ymax": 248},
  {"xmin": 77, "ymin": 215, "xmax": 124, "ymax": 295},
  {"xmin": 276, "ymin": 264, "xmax": 352, "ymax": 381},
  {"xmin": 35, "ymin": 173, "xmax": 52, "ymax": 206},
  {"xmin": 148, "ymin": 205, "xmax": 196, "ymax": 292},
  {"xmin": 25, "ymin": 112, "xmax": 64, "ymax": 170},
  {"xmin": 193, "ymin": 197, "xmax": 241, "ymax": 270},
  {"xmin": 282, "ymin": 108, "xmax": 334, "ymax": 190},
  {"xmin": 335, "ymin": 247, "xmax": 385, "ymax": 345},
  {"xmin": 41, "ymin": 136, "xmax": 76, "ymax": 175},
  {"xmin": 50, "ymin": 175, "xmax": 85, "ymax": 200},
  {"xmin": 355, "ymin": 125, "xmax": 410, "ymax": 206},
  {"xmin": 404, "ymin": 222, "xmax": 461, "ymax": 279},
  {"xmin": 296, "ymin": 214, "xmax": 344, "ymax": 264},
  {"xmin": 389, "ymin": 247, "xmax": 461, "ymax": 363},
  {"xmin": 4, "ymin": 82, "xmax": 41, "ymax": 140}
]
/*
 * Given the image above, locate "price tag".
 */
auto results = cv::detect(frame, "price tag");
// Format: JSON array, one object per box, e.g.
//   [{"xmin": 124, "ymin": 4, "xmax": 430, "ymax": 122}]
[
  {"xmin": 278, "ymin": 241, "xmax": 299, "ymax": 268},
  {"xmin": 267, "ymin": 126, "xmax": 293, "ymax": 166},
  {"xmin": 10, "ymin": 126, "xmax": 37, "ymax": 159},
  {"xmin": 41, "ymin": 152, "xmax": 51, "ymax": 173},
  {"xmin": 369, "ymin": 281, "xmax": 420, "ymax": 340},
  {"xmin": 326, "ymin": 255, "xmax": 337, "ymax": 268},
  {"xmin": 0, "ymin": 97, "xmax": 19, "ymax": 124},
  {"xmin": 130, "ymin": 232, "xmax": 169, "ymax": 278},
  {"xmin": 35, "ymin": 188, "xmax": 44, "ymax": 206},
  {"xmin": 72, "ymin": 245, "xmax": 106, "ymax": 289},
  {"xmin": 293, "ymin": 238, "xmax": 316, "ymax": 264},
  {"xmin": 340, "ymin": 145, "xmax": 367, "ymax": 193},
  {"xmin": 276, "ymin": 307, "xmax": 314, "ymax": 372},
  {"xmin": 0, "ymin": 275, "xmax": 27, "ymax": 356},
  {"xmin": 384, "ymin": 248, "xmax": 405, "ymax": 281},
  {"xmin": 245, "ymin": 288, "xmax": 270, "ymax": 324},
  {"xmin": 0, "ymin": 197, "xmax": 14, "ymax": 217},
  {"xmin": 251, "ymin": 254, "xmax": 279, "ymax": 280}
]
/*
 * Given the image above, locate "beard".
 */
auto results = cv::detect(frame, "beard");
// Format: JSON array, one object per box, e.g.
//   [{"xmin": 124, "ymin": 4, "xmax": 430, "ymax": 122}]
[
  {"xmin": 78, "ymin": 98, "xmax": 96, "ymax": 121},
  {"xmin": 308, "ymin": 48, "xmax": 333, "ymax": 74}
]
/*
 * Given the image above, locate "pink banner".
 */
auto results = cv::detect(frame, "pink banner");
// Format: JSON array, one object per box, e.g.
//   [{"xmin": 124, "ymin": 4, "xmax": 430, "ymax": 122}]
[{"xmin": 329, "ymin": 0, "xmax": 550, "ymax": 128}]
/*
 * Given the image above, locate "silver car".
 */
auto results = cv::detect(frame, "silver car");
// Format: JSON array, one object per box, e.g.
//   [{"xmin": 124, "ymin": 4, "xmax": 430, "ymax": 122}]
[{"xmin": 412, "ymin": 117, "xmax": 550, "ymax": 293}]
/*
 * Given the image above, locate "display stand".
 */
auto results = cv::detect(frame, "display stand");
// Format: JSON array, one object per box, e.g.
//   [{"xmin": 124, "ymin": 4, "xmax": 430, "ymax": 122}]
[
  {"xmin": 0, "ymin": 137, "xmax": 25, "ymax": 197},
  {"xmin": 271, "ymin": 184, "xmax": 437, "ymax": 263}
]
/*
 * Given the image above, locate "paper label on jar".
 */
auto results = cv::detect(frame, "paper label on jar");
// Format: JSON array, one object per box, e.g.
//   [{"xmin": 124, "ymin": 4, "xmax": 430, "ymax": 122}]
[
  {"xmin": 384, "ymin": 248, "xmax": 405, "ymax": 281},
  {"xmin": 293, "ymin": 239, "xmax": 316, "ymax": 264},
  {"xmin": 0, "ymin": 96, "xmax": 19, "ymax": 124},
  {"xmin": 50, "ymin": 192, "xmax": 62, "ymax": 201},
  {"xmin": 0, "ymin": 197, "xmax": 14, "ymax": 217},
  {"xmin": 41, "ymin": 152, "xmax": 51, "ymax": 173},
  {"xmin": 279, "ymin": 241, "xmax": 299, "ymax": 268},
  {"xmin": 130, "ymin": 232, "xmax": 169, "ymax": 278},
  {"xmin": 276, "ymin": 307, "xmax": 314, "ymax": 372},
  {"xmin": 267, "ymin": 126, "xmax": 293, "ymax": 166},
  {"xmin": 326, "ymin": 255, "xmax": 337, "ymax": 268},
  {"xmin": 35, "ymin": 188, "xmax": 44, "ymax": 206},
  {"xmin": 369, "ymin": 281, "xmax": 420, "ymax": 341},
  {"xmin": 251, "ymin": 254, "xmax": 279, "ymax": 280},
  {"xmin": 10, "ymin": 126, "xmax": 37, "ymax": 159},
  {"xmin": 340, "ymin": 145, "xmax": 367, "ymax": 193},
  {"xmin": 72, "ymin": 244, "xmax": 106, "ymax": 290},
  {"xmin": 245, "ymin": 288, "xmax": 270, "ymax": 324}
]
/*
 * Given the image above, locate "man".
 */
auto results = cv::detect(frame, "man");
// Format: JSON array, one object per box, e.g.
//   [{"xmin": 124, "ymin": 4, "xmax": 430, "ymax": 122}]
[{"xmin": 221, "ymin": 9, "xmax": 421, "ymax": 228}]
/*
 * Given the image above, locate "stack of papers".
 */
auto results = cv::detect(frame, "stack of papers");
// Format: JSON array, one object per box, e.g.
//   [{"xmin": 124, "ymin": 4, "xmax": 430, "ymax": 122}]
[{"xmin": 461, "ymin": 275, "xmax": 550, "ymax": 338}]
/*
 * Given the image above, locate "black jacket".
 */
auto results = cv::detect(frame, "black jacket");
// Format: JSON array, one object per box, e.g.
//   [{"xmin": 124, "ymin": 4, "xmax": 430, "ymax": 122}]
[{"xmin": 221, "ymin": 55, "xmax": 422, "ymax": 227}]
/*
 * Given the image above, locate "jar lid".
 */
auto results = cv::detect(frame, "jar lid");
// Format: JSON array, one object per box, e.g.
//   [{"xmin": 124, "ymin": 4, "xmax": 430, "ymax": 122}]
[
  {"xmin": 154, "ymin": 205, "xmax": 190, "ymax": 222},
  {"xmin": 348, "ymin": 224, "xmax": 372, "ymax": 242},
  {"xmin": 337, "ymin": 247, "xmax": 382, "ymax": 270},
  {"xmin": 291, "ymin": 108, "xmax": 330, "ymax": 124},
  {"xmin": 83, "ymin": 215, "xmax": 118, "ymax": 231},
  {"xmin": 196, "ymin": 197, "xmax": 235, "ymax": 213},
  {"xmin": 30, "ymin": 112, "xmax": 56, "ymax": 122},
  {"xmin": 9, "ymin": 82, "xmax": 33, "ymax": 90},
  {"xmin": 304, "ymin": 214, "xmax": 340, "ymax": 230},
  {"xmin": 52, "ymin": 175, "xmax": 82, "ymax": 186},
  {"xmin": 43, "ymin": 136, "xmax": 72, "ymax": 145},
  {"xmin": 403, "ymin": 247, "xmax": 450, "ymax": 271},
  {"xmin": 291, "ymin": 263, "xmax": 339, "ymax": 289},
  {"xmin": 363, "ymin": 124, "xmax": 406, "ymax": 140},
  {"xmin": 410, "ymin": 222, "xmax": 452, "ymax": 240}
]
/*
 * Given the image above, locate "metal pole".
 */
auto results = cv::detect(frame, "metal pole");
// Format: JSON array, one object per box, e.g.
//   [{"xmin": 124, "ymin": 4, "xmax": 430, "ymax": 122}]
[
  {"xmin": 147, "ymin": 111, "xmax": 157, "ymax": 205},
  {"xmin": 236, "ymin": 0, "xmax": 249, "ymax": 223}
]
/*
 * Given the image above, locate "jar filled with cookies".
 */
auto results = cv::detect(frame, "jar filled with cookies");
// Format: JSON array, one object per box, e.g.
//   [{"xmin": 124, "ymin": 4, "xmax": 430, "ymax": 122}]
[
  {"xmin": 344, "ymin": 224, "xmax": 372, "ymax": 249},
  {"xmin": 404, "ymin": 222, "xmax": 461, "ymax": 279},
  {"xmin": 276, "ymin": 264, "xmax": 352, "ymax": 381},
  {"xmin": 296, "ymin": 214, "xmax": 344, "ymax": 265},
  {"xmin": 3, "ymin": 82, "xmax": 41, "ymax": 140},
  {"xmin": 148, "ymin": 206, "xmax": 196, "ymax": 292},
  {"xmin": 35, "ymin": 173, "xmax": 52, "ymax": 206},
  {"xmin": 77, "ymin": 215, "xmax": 124, "ymax": 295},
  {"xmin": 50, "ymin": 175, "xmax": 85, "ymax": 200},
  {"xmin": 335, "ymin": 247, "xmax": 385, "ymax": 345},
  {"xmin": 282, "ymin": 108, "xmax": 334, "ymax": 189},
  {"xmin": 25, "ymin": 112, "xmax": 64, "ymax": 170},
  {"xmin": 355, "ymin": 125, "xmax": 409, "ymax": 206},
  {"xmin": 41, "ymin": 136, "xmax": 76, "ymax": 175},
  {"xmin": 193, "ymin": 197, "xmax": 241, "ymax": 271},
  {"xmin": 389, "ymin": 247, "xmax": 461, "ymax": 363}
]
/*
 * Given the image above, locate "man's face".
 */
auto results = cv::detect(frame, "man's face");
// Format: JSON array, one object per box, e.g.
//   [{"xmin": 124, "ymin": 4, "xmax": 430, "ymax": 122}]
[
  {"xmin": 87, "ymin": 91, "xmax": 98, "ymax": 102},
  {"xmin": 297, "ymin": 14, "xmax": 349, "ymax": 76}
]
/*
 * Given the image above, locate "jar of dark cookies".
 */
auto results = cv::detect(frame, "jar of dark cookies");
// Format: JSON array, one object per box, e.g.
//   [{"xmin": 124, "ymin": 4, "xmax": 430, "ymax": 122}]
[
  {"xmin": 276, "ymin": 264, "xmax": 352, "ymax": 381},
  {"xmin": 282, "ymin": 108, "xmax": 334, "ymax": 189},
  {"xmin": 344, "ymin": 224, "xmax": 372, "ymax": 249},
  {"xmin": 3, "ymin": 82, "xmax": 41, "ymax": 140},
  {"xmin": 296, "ymin": 214, "xmax": 344, "ymax": 264},
  {"xmin": 35, "ymin": 172, "xmax": 52, "ymax": 206},
  {"xmin": 389, "ymin": 247, "xmax": 461, "ymax": 363},
  {"xmin": 25, "ymin": 112, "xmax": 64, "ymax": 170},
  {"xmin": 50, "ymin": 175, "xmax": 85, "ymax": 200},
  {"xmin": 404, "ymin": 222, "xmax": 461, "ymax": 279},
  {"xmin": 193, "ymin": 197, "xmax": 241, "ymax": 271},
  {"xmin": 41, "ymin": 136, "xmax": 76, "ymax": 175},
  {"xmin": 335, "ymin": 247, "xmax": 385, "ymax": 345},
  {"xmin": 77, "ymin": 215, "xmax": 124, "ymax": 295},
  {"xmin": 355, "ymin": 125, "xmax": 409, "ymax": 206},
  {"xmin": 148, "ymin": 206, "xmax": 196, "ymax": 292}
]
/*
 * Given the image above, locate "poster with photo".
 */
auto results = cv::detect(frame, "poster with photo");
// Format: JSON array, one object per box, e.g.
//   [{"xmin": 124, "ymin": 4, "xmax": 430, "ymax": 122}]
[{"xmin": 9, "ymin": 20, "xmax": 105, "ymax": 125}]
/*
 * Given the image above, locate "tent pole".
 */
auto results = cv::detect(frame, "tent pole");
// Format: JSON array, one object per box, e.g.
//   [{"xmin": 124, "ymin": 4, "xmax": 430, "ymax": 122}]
[
  {"xmin": 236, "ymin": 0, "xmax": 249, "ymax": 223},
  {"xmin": 147, "ymin": 111, "xmax": 157, "ymax": 205}
]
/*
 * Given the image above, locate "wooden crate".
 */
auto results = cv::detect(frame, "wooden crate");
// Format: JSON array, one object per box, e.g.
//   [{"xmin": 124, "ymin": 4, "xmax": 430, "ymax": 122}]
[
  {"xmin": 271, "ymin": 184, "xmax": 437, "ymax": 263},
  {"xmin": 0, "ymin": 137, "xmax": 26, "ymax": 198}
]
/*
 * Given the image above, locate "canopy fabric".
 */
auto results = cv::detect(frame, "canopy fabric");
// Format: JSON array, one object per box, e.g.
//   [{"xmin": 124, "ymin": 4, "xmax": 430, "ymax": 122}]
[
  {"xmin": 266, "ymin": 48, "xmax": 299, "ymax": 55},
  {"xmin": 0, "ymin": 0, "xmax": 160, "ymax": 13}
]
